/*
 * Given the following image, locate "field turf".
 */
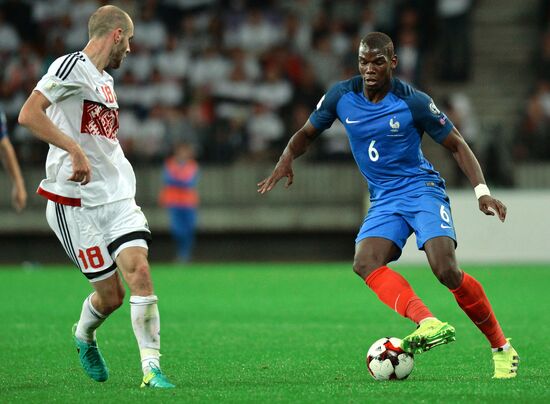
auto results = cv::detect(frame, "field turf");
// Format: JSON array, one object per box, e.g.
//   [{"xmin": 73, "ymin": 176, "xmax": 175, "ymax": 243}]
[{"xmin": 1, "ymin": 263, "xmax": 548, "ymax": 403}]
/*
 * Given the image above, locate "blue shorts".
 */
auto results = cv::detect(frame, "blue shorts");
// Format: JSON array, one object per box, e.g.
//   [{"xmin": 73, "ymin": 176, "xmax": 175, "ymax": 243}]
[{"xmin": 356, "ymin": 191, "xmax": 457, "ymax": 260}]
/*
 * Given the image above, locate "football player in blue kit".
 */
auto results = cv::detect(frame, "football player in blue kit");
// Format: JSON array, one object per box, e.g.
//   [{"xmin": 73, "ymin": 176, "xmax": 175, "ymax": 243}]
[{"xmin": 258, "ymin": 32, "xmax": 518, "ymax": 379}]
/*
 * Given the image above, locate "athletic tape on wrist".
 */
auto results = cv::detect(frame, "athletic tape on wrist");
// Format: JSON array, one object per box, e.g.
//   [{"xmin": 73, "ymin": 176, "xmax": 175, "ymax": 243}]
[{"xmin": 474, "ymin": 184, "xmax": 491, "ymax": 200}]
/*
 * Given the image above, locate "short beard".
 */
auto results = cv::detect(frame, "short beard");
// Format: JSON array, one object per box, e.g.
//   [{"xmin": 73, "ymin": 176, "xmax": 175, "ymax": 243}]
[
  {"xmin": 108, "ymin": 58, "xmax": 122, "ymax": 69},
  {"xmin": 108, "ymin": 45, "xmax": 125, "ymax": 69}
]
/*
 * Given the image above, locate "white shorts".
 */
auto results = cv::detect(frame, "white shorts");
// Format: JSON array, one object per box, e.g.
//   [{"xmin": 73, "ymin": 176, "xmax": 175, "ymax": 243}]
[{"xmin": 46, "ymin": 198, "xmax": 152, "ymax": 282}]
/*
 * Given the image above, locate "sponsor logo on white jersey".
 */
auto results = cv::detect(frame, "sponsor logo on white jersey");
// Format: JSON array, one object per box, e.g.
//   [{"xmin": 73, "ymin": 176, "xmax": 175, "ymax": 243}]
[{"xmin": 81, "ymin": 100, "xmax": 119, "ymax": 140}]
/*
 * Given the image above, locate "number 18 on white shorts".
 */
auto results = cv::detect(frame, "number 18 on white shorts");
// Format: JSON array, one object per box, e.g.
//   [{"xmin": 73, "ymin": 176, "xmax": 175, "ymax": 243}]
[{"xmin": 46, "ymin": 198, "xmax": 151, "ymax": 282}]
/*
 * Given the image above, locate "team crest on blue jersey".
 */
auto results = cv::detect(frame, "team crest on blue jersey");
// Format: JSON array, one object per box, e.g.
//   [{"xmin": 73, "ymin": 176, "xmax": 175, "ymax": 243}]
[
  {"xmin": 389, "ymin": 116, "xmax": 400, "ymax": 133},
  {"xmin": 429, "ymin": 99, "xmax": 441, "ymax": 115}
]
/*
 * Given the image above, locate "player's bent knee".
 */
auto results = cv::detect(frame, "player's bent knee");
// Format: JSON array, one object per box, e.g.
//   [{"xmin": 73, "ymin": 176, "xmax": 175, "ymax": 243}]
[
  {"xmin": 352, "ymin": 261, "xmax": 365, "ymax": 278},
  {"xmin": 432, "ymin": 264, "xmax": 461, "ymax": 289},
  {"xmin": 353, "ymin": 258, "xmax": 379, "ymax": 279},
  {"xmin": 99, "ymin": 294, "xmax": 124, "ymax": 315}
]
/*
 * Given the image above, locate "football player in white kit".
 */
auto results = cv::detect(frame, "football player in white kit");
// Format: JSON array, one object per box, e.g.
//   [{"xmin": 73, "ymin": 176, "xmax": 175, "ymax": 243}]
[{"xmin": 18, "ymin": 5, "xmax": 174, "ymax": 388}]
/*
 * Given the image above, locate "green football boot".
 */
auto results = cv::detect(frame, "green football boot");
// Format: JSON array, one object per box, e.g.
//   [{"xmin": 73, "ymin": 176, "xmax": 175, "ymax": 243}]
[
  {"xmin": 401, "ymin": 318, "xmax": 456, "ymax": 354},
  {"xmin": 140, "ymin": 364, "xmax": 175, "ymax": 388},
  {"xmin": 493, "ymin": 339, "xmax": 519, "ymax": 379},
  {"xmin": 72, "ymin": 323, "xmax": 109, "ymax": 382}
]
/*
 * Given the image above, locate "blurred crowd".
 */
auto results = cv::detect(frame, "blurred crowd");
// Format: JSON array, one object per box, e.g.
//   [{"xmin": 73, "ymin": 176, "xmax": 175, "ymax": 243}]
[
  {"xmin": 2, "ymin": 0, "xmax": 545, "ymax": 171},
  {"xmin": 0, "ymin": 0, "xmax": 462, "ymax": 167}
]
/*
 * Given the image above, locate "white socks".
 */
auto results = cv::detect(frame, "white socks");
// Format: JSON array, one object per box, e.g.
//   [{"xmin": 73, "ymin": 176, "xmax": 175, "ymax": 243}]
[
  {"xmin": 75, "ymin": 293, "xmax": 107, "ymax": 343},
  {"xmin": 75, "ymin": 293, "xmax": 162, "ymax": 375},
  {"xmin": 130, "ymin": 295, "xmax": 161, "ymax": 375}
]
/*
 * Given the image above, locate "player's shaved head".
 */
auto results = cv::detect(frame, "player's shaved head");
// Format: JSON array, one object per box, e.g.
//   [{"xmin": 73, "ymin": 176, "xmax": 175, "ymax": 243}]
[
  {"xmin": 88, "ymin": 5, "xmax": 132, "ymax": 39},
  {"xmin": 360, "ymin": 32, "xmax": 394, "ymax": 57}
]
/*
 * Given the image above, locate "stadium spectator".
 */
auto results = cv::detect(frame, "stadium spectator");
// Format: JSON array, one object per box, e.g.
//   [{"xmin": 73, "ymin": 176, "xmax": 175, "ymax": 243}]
[
  {"xmin": 328, "ymin": 19, "xmax": 353, "ymax": 57},
  {"xmin": 435, "ymin": 0, "xmax": 475, "ymax": 82},
  {"xmin": 394, "ymin": 28, "xmax": 423, "ymax": 87},
  {"xmin": 0, "ymin": 0, "xmax": 37, "ymax": 42},
  {"xmin": 535, "ymin": 30, "xmax": 550, "ymax": 82},
  {"xmin": 258, "ymin": 32, "xmax": 519, "ymax": 379},
  {"xmin": 133, "ymin": 2, "xmax": 167, "ymax": 50},
  {"xmin": 0, "ymin": 9, "xmax": 21, "ymax": 53},
  {"xmin": 441, "ymin": 93, "xmax": 481, "ymax": 186},
  {"xmin": 357, "ymin": 6, "xmax": 378, "ymax": 38},
  {"xmin": 60, "ymin": 12, "xmax": 90, "ymax": 52},
  {"xmin": 246, "ymin": 103, "xmax": 286, "ymax": 161},
  {"xmin": 514, "ymin": 80, "xmax": 550, "ymax": 161},
  {"xmin": 204, "ymin": 117, "xmax": 246, "ymax": 163},
  {"xmin": 188, "ymin": 44, "xmax": 231, "ymax": 87},
  {"xmin": 159, "ymin": 141, "xmax": 200, "ymax": 262},
  {"xmin": 255, "ymin": 62, "xmax": 293, "ymax": 109},
  {"xmin": 306, "ymin": 33, "xmax": 343, "ymax": 88},
  {"xmin": 2, "ymin": 42, "xmax": 42, "ymax": 99},
  {"xmin": 291, "ymin": 62, "xmax": 325, "ymax": 107},
  {"xmin": 316, "ymin": 119, "xmax": 351, "ymax": 162},
  {"xmin": 155, "ymin": 34, "xmax": 191, "ymax": 80},
  {"xmin": 177, "ymin": 13, "xmax": 214, "ymax": 53},
  {"xmin": 224, "ymin": 8, "xmax": 284, "ymax": 54},
  {"xmin": 281, "ymin": 13, "xmax": 312, "ymax": 54}
]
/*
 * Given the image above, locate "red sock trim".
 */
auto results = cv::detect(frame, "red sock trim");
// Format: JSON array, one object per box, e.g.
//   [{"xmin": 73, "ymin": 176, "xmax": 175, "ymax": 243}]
[
  {"xmin": 365, "ymin": 266, "xmax": 433, "ymax": 324},
  {"xmin": 451, "ymin": 271, "xmax": 507, "ymax": 348}
]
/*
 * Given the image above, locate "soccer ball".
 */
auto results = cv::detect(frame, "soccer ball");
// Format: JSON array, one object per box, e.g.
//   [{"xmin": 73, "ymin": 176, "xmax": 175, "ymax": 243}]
[{"xmin": 366, "ymin": 337, "xmax": 414, "ymax": 381}]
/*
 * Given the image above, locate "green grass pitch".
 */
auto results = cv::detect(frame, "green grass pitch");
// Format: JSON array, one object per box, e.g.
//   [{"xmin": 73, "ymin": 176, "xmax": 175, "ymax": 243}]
[{"xmin": 1, "ymin": 263, "xmax": 549, "ymax": 403}]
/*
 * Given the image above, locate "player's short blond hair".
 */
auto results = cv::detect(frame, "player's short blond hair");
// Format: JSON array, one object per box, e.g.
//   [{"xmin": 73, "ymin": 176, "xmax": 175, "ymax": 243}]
[{"xmin": 88, "ymin": 5, "xmax": 131, "ymax": 39}]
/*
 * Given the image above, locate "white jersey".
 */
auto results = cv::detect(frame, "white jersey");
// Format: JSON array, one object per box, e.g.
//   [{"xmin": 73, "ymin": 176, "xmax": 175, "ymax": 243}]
[{"xmin": 35, "ymin": 51, "xmax": 135, "ymax": 207}]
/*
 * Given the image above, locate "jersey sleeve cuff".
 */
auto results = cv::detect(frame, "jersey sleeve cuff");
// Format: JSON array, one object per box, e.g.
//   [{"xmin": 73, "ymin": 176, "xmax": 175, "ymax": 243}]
[
  {"xmin": 435, "ymin": 122, "xmax": 454, "ymax": 144},
  {"xmin": 33, "ymin": 87, "xmax": 56, "ymax": 104}
]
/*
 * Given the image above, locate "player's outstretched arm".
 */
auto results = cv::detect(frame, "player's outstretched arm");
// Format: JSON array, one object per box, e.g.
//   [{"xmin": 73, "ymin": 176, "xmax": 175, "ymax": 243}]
[
  {"xmin": 18, "ymin": 91, "xmax": 92, "ymax": 185},
  {"xmin": 0, "ymin": 137, "xmax": 27, "ymax": 212},
  {"xmin": 257, "ymin": 120, "xmax": 320, "ymax": 194},
  {"xmin": 441, "ymin": 126, "xmax": 507, "ymax": 222}
]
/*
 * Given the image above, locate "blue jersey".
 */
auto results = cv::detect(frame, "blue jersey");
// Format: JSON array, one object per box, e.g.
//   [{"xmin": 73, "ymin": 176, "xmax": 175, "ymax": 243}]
[
  {"xmin": 0, "ymin": 106, "xmax": 7, "ymax": 141},
  {"xmin": 309, "ymin": 76, "xmax": 454, "ymax": 202}
]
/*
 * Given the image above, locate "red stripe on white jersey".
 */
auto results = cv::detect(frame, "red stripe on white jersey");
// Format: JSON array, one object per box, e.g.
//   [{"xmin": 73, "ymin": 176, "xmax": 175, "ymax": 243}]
[{"xmin": 37, "ymin": 187, "xmax": 81, "ymax": 207}]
